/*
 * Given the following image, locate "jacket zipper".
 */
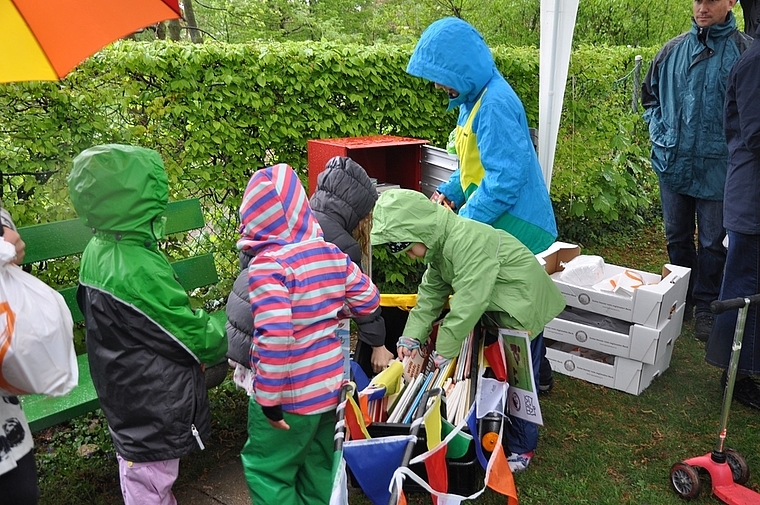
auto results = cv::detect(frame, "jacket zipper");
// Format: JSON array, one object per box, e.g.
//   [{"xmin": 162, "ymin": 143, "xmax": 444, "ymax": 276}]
[
  {"xmin": 191, "ymin": 423, "xmax": 205, "ymax": 450},
  {"xmin": 190, "ymin": 365, "xmax": 205, "ymax": 450}
]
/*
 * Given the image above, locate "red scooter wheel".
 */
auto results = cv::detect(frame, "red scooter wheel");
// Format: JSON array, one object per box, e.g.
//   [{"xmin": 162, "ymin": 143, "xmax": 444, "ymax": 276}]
[
  {"xmin": 725, "ymin": 448, "xmax": 751, "ymax": 485},
  {"xmin": 670, "ymin": 462, "xmax": 701, "ymax": 499}
]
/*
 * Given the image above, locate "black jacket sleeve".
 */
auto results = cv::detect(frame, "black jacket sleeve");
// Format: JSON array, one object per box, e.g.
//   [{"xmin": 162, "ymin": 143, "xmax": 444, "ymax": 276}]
[{"xmin": 354, "ymin": 306, "xmax": 386, "ymax": 348}]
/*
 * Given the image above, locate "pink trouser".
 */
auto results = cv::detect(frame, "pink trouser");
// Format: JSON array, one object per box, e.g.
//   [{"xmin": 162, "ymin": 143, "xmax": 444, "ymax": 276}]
[{"xmin": 117, "ymin": 453, "xmax": 179, "ymax": 505}]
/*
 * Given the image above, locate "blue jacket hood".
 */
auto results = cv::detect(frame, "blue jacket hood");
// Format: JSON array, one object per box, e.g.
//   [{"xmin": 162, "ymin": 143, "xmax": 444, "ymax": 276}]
[{"xmin": 406, "ymin": 17, "xmax": 496, "ymax": 111}]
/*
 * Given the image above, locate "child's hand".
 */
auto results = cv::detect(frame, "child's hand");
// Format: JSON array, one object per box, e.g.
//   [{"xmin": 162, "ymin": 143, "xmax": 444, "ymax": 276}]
[
  {"xmin": 431, "ymin": 351, "xmax": 451, "ymax": 370},
  {"xmin": 397, "ymin": 346, "xmax": 417, "ymax": 360},
  {"xmin": 261, "ymin": 405, "xmax": 290, "ymax": 430},
  {"xmin": 371, "ymin": 345, "xmax": 395, "ymax": 374},
  {"xmin": 397, "ymin": 336, "xmax": 421, "ymax": 360},
  {"xmin": 430, "ymin": 191, "xmax": 455, "ymax": 211},
  {"xmin": 267, "ymin": 418, "xmax": 290, "ymax": 430}
]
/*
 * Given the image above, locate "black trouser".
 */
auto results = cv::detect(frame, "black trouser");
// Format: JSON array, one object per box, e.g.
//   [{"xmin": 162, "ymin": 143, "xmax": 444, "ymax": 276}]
[
  {"xmin": 539, "ymin": 340, "xmax": 553, "ymax": 385},
  {"xmin": 0, "ymin": 449, "xmax": 40, "ymax": 505}
]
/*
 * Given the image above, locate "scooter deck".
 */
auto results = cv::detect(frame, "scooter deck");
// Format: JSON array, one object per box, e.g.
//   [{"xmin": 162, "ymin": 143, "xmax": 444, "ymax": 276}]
[{"xmin": 713, "ymin": 483, "xmax": 760, "ymax": 504}]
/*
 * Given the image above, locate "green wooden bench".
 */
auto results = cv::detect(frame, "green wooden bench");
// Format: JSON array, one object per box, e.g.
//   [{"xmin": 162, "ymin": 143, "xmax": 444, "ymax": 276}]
[{"xmin": 18, "ymin": 198, "xmax": 228, "ymax": 432}]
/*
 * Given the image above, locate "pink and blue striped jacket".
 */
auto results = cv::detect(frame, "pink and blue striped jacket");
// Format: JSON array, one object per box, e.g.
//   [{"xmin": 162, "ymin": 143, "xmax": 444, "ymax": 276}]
[{"xmin": 237, "ymin": 163, "xmax": 379, "ymax": 415}]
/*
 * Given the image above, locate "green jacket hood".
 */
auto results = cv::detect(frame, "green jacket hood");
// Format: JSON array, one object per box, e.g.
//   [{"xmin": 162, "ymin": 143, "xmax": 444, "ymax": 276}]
[
  {"xmin": 406, "ymin": 17, "xmax": 496, "ymax": 111},
  {"xmin": 69, "ymin": 144, "xmax": 168, "ymax": 236},
  {"xmin": 371, "ymin": 189, "xmax": 449, "ymax": 259}
]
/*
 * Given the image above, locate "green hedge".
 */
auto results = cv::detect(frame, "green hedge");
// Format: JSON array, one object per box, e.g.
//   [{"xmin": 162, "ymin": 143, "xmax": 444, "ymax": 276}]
[{"xmin": 0, "ymin": 41, "xmax": 659, "ymax": 295}]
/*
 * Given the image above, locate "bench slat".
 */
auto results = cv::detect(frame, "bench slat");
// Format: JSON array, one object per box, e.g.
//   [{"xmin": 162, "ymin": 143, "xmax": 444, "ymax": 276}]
[
  {"xmin": 18, "ymin": 219, "xmax": 93, "ymax": 264},
  {"xmin": 173, "ymin": 254, "xmax": 220, "ymax": 292},
  {"xmin": 19, "ymin": 199, "xmax": 206, "ymax": 264},
  {"xmin": 59, "ymin": 286, "xmax": 83, "ymax": 324}
]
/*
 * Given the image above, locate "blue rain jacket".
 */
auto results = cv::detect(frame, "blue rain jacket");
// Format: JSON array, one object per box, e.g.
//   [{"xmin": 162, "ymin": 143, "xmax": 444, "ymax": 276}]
[
  {"xmin": 641, "ymin": 13, "xmax": 752, "ymax": 200},
  {"xmin": 406, "ymin": 17, "xmax": 557, "ymax": 254}
]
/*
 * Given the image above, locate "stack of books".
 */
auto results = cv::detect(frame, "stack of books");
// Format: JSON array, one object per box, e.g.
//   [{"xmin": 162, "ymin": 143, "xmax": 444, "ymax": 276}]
[{"xmin": 378, "ymin": 330, "xmax": 478, "ymax": 425}]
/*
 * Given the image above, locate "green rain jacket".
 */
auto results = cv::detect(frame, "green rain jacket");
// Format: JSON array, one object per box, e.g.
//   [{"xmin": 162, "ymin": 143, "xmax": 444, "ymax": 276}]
[
  {"xmin": 69, "ymin": 144, "xmax": 227, "ymax": 462},
  {"xmin": 371, "ymin": 189, "xmax": 565, "ymax": 358}
]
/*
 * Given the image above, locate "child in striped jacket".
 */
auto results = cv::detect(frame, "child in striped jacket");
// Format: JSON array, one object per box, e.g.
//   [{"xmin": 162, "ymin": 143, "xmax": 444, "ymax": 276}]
[{"xmin": 236, "ymin": 163, "xmax": 380, "ymax": 505}]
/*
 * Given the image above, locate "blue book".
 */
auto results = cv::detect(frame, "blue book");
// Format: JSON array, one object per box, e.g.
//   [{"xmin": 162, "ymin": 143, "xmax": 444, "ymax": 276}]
[{"xmin": 402, "ymin": 371, "xmax": 435, "ymax": 424}]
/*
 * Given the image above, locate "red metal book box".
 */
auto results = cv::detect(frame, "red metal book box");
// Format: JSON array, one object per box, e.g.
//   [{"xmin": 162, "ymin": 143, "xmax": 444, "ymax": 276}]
[{"xmin": 307, "ymin": 135, "xmax": 429, "ymax": 195}]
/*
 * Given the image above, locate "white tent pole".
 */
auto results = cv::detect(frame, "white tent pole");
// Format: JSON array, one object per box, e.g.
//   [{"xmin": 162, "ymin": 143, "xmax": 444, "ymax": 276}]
[{"xmin": 538, "ymin": 0, "xmax": 579, "ymax": 191}]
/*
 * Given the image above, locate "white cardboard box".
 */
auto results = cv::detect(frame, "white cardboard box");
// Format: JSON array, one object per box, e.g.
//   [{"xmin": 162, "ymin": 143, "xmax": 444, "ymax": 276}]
[
  {"xmin": 536, "ymin": 242, "xmax": 691, "ymax": 328},
  {"xmin": 544, "ymin": 300, "xmax": 685, "ymax": 365},
  {"xmin": 545, "ymin": 305, "xmax": 682, "ymax": 395}
]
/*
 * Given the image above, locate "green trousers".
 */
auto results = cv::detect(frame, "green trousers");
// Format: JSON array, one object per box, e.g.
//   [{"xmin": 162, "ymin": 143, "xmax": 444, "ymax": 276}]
[{"xmin": 241, "ymin": 400, "xmax": 335, "ymax": 505}]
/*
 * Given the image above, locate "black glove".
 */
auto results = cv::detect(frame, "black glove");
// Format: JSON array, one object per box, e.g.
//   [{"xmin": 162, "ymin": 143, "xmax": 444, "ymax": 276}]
[{"xmin": 261, "ymin": 405, "xmax": 283, "ymax": 422}]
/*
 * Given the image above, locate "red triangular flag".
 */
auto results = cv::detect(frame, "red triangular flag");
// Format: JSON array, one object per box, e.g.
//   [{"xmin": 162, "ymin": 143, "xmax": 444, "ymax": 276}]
[
  {"xmin": 423, "ymin": 444, "xmax": 448, "ymax": 505},
  {"xmin": 345, "ymin": 395, "xmax": 370, "ymax": 440},
  {"xmin": 484, "ymin": 341, "xmax": 507, "ymax": 381}
]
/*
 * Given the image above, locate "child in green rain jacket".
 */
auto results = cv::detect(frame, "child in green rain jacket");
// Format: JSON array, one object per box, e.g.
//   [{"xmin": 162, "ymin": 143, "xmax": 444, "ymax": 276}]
[
  {"xmin": 69, "ymin": 144, "xmax": 227, "ymax": 505},
  {"xmin": 371, "ymin": 189, "xmax": 565, "ymax": 472}
]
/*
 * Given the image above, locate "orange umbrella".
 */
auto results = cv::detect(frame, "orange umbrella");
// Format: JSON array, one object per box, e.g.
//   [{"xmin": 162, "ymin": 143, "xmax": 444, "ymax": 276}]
[{"xmin": 0, "ymin": 0, "xmax": 182, "ymax": 83}]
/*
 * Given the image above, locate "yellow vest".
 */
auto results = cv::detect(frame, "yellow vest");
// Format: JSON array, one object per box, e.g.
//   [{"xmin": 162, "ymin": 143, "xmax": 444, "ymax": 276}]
[{"xmin": 454, "ymin": 90, "xmax": 486, "ymax": 199}]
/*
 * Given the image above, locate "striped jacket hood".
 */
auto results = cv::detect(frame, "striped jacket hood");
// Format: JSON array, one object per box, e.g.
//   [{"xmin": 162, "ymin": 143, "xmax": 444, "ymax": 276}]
[{"xmin": 237, "ymin": 164, "xmax": 323, "ymax": 254}]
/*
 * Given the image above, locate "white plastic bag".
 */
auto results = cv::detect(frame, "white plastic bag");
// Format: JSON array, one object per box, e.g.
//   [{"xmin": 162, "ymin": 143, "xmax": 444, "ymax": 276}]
[
  {"xmin": 0, "ymin": 240, "xmax": 77, "ymax": 397},
  {"xmin": 559, "ymin": 255, "xmax": 606, "ymax": 286}
]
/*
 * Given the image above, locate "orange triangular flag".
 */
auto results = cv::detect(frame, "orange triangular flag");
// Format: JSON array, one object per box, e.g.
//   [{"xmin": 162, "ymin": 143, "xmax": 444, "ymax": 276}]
[
  {"xmin": 345, "ymin": 395, "xmax": 371, "ymax": 440},
  {"xmin": 359, "ymin": 392, "xmax": 373, "ymax": 427},
  {"xmin": 486, "ymin": 441, "xmax": 518, "ymax": 505},
  {"xmin": 398, "ymin": 490, "xmax": 407, "ymax": 505}
]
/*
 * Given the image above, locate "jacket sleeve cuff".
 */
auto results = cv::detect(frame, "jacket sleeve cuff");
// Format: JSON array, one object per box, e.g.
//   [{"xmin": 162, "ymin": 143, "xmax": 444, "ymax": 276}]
[{"xmin": 261, "ymin": 405, "xmax": 283, "ymax": 422}]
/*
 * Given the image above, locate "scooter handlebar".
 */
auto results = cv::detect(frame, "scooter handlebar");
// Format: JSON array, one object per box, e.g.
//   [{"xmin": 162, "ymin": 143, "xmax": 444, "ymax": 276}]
[{"xmin": 710, "ymin": 294, "xmax": 760, "ymax": 314}]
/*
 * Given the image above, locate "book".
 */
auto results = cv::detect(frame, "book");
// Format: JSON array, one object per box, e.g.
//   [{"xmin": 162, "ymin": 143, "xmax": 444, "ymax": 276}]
[
  {"xmin": 402, "ymin": 371, "xmax": 435, "ymax": 424},
  {"xmin": 387, "ymin": 374, "xmax": 424, "ymax": 423}
]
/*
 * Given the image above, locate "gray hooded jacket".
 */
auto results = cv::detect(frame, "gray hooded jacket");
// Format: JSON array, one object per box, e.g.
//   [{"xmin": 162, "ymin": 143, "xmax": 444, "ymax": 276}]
[
  {"xmin": 225, "ymin": 250, "xmax": 256, "ymax": 366},
  {"xmin": 310, "ymin": 156, "xmax": 385, "ymax": 348}
]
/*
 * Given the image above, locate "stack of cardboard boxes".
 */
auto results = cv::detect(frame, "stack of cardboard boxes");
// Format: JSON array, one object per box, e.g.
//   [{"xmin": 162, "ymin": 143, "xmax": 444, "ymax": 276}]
[{"xmin": 537, "ymin": 242, "xmax": 691, "ymax": 395}]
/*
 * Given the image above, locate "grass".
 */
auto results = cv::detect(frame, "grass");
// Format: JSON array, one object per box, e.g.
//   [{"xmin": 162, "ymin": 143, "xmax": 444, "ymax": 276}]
[{"xmin": 34, "ymin": 224, "xmax": 760, "ymax": 504}]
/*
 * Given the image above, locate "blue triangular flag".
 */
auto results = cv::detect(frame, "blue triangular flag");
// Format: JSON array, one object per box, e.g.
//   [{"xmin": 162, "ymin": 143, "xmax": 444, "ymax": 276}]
[
  {"xmin": 343, "ymin": 435, "xmax": 414, "ymax": 505},
  {"xmin": 350, "ymin": 360, "xmax": 371, "ymax": 391}
]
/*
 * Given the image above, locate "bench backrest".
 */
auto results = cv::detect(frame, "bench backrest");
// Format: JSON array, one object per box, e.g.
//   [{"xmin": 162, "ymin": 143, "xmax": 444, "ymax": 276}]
[
  {"xmin": 16, "ymin": 198, "xmax": 226, "ymax": 432},
  {"xmin": 19, "ymin": 198, "xmax": 219, "ymax": 323}
]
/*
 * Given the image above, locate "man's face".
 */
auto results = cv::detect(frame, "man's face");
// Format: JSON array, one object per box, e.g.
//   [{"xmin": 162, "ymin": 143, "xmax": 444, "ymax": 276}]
[
  {"xmin": 434, "ymin": 83, "xmax": 459, "ymax": 99},
  {"xmin": 693, "ymin": 0, "xmax": 736, "ymax": 27}
]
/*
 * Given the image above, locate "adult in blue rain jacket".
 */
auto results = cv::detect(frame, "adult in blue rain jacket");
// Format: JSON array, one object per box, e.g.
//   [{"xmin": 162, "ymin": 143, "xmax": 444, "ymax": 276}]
[
  {"xmin": 406, "ymin": 17, "xmax": 557, "ymax": 256},
  {"xmin": 406, "ymin": 17, "xmax": 557, "ymax": 397},
  {"xmin": 641, "ymin": 1, "xmax": 752, "ymax": 341}
]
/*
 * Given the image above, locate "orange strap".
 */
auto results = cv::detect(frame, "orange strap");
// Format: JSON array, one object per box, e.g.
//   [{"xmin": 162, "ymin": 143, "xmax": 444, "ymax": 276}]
[{"xmin": 0, "ymin": 301, "xmax": 22, "ymax": 394}]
